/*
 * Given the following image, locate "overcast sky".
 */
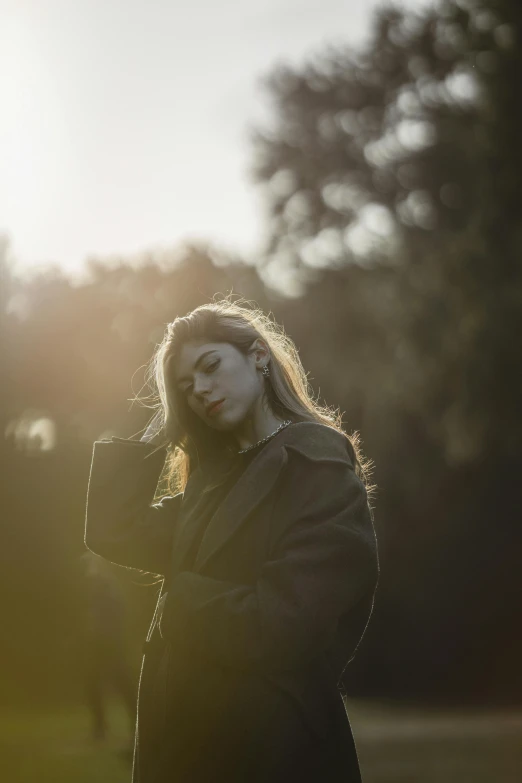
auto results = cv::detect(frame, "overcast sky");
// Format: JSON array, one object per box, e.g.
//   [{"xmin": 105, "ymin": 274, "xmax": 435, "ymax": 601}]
[{"xmin": 0, "ymin": 0, "xmax": 431, "ymax": 280}]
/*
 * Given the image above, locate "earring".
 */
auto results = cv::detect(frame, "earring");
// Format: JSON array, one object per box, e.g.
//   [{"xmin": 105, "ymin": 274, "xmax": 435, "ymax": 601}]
[{"xmin": 261, "ymin": 364, "xmax": 270, "ymax": 378}]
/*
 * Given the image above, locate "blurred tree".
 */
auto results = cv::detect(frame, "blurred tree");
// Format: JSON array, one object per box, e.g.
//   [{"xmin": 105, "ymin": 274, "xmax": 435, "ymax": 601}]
[
  {"xmin": 249, "ymin": 0, "xmax": 522, "ymax": 466},
  {"xmin": 249, "ymin": 0, "xmax": 522, "ymax": 700},
  {"xmin": 0, "ymin": 236, "xmax": 14, "ymax": 435},
  {"xmin": 5, "ymin": 243, "xmax": 267, "ymax": 444}
]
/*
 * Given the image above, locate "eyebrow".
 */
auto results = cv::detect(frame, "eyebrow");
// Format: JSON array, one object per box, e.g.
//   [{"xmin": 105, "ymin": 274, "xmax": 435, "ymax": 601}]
[{"xmin": 176, "ymin": 350, "xmax": 219, "ymax": 385}]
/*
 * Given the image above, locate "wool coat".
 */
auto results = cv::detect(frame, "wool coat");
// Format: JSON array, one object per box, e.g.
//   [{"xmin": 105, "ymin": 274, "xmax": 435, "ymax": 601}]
[{"xmin": 84, "ymin": 421, "xmax": 379, "ymax": 783}]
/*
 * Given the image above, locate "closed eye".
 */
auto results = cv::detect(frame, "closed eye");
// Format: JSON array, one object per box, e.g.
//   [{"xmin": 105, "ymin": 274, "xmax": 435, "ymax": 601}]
[{"xmin": 181, "ymin": 359, "xmax": 220, "ymax": 394}]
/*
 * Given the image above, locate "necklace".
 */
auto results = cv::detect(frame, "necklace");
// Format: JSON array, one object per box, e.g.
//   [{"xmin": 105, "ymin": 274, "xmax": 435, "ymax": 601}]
[{"xmin": 237, "ymin": 419, "xmax": 293, "ymax": 454}]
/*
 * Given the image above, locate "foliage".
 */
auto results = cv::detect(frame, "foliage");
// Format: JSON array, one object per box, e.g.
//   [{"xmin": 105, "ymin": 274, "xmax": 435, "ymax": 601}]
[
  {"xmin": 1, "ymin": 0, "xmax": 521, "ymax": 706},
  {"xmin": 249, "ymin": 0, "xmax": 522, "ymax": 465}
]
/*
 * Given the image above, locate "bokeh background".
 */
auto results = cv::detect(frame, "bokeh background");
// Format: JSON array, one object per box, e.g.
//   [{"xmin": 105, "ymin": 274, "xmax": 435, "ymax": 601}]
[{"xmin": 1, "ymin": 0, "xmax": 522, "ymax": 780}]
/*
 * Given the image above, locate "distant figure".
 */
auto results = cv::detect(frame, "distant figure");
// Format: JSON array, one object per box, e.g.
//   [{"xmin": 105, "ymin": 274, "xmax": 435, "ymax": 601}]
[{"xmin": 80, "ymin": 551, "xmax": 136, "ymax": 745}]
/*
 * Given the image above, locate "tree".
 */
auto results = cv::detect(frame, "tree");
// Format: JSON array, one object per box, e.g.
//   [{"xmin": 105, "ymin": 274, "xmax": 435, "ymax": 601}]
[
  {"xmin": 249, "ymin": 0, "xmax": 522, "ymax": 464},
  {"xmin": 248, "ymin": 0, "xmax": 522, "ymax": 700}
]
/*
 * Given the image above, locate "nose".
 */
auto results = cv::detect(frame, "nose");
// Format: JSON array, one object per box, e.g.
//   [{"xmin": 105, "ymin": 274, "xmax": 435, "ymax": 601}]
[{"xmin": 193, "ymin": 376, "xmax": 212, "ymax": 400}]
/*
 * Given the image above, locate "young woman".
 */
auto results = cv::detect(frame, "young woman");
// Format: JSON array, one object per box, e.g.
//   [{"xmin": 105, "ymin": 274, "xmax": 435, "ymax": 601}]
[{"xmin": 85, "ymin": 299, "xmax": 379, "ymax": 783}]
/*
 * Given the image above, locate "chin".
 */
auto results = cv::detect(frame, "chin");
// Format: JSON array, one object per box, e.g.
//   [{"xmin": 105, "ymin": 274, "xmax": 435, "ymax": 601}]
[
  {"xmin": 209, "ymin": 416, "xmax": 235, "ymax": 432},
  {"xmin": 210, "ymin": 408, "xmax": 242, "ymax": 432}
]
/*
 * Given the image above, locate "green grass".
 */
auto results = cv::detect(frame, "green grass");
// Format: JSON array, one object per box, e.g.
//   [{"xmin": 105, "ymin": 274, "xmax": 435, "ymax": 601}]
[
  {"xmin": 0, "ymin": 703, "xmax": 132, "ymax": 783},
  {"xmin": 1, "ymin": 700, "xmax": 522, "ymax": 782}
]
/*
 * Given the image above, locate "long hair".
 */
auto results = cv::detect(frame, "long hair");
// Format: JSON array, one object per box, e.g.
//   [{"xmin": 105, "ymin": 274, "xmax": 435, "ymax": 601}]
[{"xmin": 138, "ymin": 296, "xmax": 375, "ymax": 506}]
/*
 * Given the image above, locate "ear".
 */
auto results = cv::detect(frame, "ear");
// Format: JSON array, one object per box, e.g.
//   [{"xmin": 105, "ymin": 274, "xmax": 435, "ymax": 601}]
[{"xmin": 251, "ymin": 337, "xmax": 270, "ymax": 366}]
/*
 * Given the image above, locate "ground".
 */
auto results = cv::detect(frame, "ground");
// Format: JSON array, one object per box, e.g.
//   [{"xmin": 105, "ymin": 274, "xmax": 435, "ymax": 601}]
[{"xmin": 1, "ymin": 699, "xmax": 522, "ymax": 782}]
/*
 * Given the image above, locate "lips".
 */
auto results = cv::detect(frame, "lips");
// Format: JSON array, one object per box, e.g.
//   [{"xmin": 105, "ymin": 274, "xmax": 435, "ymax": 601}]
[{"xmin": 206, "ymin": 399, "xmax": 225, "ymax": 415}]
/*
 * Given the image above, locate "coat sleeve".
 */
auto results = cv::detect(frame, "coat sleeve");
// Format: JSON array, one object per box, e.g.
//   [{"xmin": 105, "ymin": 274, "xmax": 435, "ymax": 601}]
[
  {"xmin": 160, "ymin": 449, "xmax": 379, "ymax": 672},
  {"xmin": 84, "ymin": 437, "xmax": 182, "ymax": 575}
]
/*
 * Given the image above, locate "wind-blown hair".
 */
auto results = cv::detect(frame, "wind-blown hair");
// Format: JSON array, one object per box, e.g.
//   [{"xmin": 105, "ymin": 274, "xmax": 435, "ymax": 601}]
[{"xmin": 139, "ymin": 297, "xmax": 375, "ymax": 506}]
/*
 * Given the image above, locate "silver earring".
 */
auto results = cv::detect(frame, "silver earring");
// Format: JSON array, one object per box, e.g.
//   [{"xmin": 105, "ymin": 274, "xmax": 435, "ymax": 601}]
[{"xmin": 262, "ymin": 364, "xmax": 270, "ymax": 378}]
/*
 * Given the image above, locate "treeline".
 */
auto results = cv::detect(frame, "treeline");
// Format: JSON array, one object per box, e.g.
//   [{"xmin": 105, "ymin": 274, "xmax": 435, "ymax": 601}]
[{"xmin": 1, "ymin": 0, "xmax": 521, "ymax": 705}]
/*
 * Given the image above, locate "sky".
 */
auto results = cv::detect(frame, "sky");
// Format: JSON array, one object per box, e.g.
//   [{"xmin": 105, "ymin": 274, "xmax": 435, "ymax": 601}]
[{"xmin": 0, "ymin": 0, "xmax": 431, "ymax": 281}]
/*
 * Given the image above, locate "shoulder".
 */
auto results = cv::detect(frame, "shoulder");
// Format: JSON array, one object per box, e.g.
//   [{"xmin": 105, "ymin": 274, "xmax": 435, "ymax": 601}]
[
  {"xmin": 272, "ymin": 423, "xmax": 372, "ymax": 538},
  {"xmin": 279, "ymin": 421, "xmax": 356, "ymax": 469}
]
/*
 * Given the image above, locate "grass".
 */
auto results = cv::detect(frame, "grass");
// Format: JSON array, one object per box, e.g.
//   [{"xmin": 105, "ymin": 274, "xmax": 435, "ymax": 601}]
[
  {"xmin": 0, "ymin": 703, "xmax": 132, "ymax": 783},
  {"xmin": 1, "ymin": 699, "xmax": 522, "ymax": 782}
]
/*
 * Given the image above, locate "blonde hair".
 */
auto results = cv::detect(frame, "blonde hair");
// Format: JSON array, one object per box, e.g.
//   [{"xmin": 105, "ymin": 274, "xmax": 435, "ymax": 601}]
[{"xmin": 139, "ymin": 296, "xmax": 375, "ymax": 506}]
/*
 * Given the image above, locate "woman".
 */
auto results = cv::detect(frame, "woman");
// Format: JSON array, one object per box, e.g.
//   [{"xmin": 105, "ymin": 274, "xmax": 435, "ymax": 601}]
[{"xmin": 85, "ymin": 299, "xmax": 379, "ymax": 783}]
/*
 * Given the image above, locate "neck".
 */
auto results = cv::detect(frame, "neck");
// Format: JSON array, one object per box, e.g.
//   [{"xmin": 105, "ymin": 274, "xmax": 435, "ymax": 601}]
[{"xmin": 233, "ymin": 406, "xmax": 286, "ymax": 451}]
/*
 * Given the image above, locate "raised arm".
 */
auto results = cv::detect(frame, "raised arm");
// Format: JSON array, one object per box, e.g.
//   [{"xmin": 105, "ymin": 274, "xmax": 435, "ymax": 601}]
[{"xmin": 84, "ymin": 437, "xmax": 182, "ymax": 575}]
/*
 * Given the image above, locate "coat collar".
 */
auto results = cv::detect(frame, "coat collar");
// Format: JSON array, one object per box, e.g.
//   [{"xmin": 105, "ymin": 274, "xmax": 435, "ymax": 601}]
[{"xmin": 170, "ymin": 421, "xmax": 348, "ymax": 575}]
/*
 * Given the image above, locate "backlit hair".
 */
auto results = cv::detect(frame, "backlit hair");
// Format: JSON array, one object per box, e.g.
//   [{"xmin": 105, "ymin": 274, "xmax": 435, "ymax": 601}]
[{"xmin": 138, "ymin": 296, "xmax": 375, "ymax": 505}]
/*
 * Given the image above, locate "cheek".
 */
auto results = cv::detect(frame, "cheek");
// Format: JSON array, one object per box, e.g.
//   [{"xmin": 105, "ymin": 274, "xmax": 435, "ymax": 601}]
[
  {"xmin": 178, "ymin": 394, "xmax": 198, "ymax": 417},
  {"xmin": 232, "ymin": 376, "xmax": 260, "ymax": 408}
]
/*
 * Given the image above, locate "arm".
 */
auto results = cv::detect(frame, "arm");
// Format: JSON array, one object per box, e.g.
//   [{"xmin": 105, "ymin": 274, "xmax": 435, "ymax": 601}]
[
  {"xmin": 160, "ymin": 452, "xmax": 379, "ymax": 672},
  {"xmin": 84, "ymin": 437, "xmax": 182, "ymax": 575}
]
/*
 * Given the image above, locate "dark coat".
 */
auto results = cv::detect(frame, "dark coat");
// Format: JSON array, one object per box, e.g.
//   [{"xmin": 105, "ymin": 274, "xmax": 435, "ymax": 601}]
[{"xmin": 84, "ymin": 421, "xmax": 379, "ymax": 782}]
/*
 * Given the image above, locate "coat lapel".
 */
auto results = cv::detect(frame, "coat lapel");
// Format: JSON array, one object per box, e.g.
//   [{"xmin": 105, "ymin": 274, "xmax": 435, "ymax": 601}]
[
  {"xmin": 195, "ymin": 443, "xmax": 288, "ymax": 573},
  {"xmin": 169, "ymin": 438, "xmax": 288, "ymax": 577},
  {"xmin": 169, "ymin": 421, "xmax": 339, "ymax": 578}
]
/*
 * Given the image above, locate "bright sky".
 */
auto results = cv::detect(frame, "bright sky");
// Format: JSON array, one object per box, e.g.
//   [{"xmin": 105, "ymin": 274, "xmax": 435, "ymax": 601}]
[{"xmin": 0, "ymin": 0, "xmax": 431, "ymax": 280}]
